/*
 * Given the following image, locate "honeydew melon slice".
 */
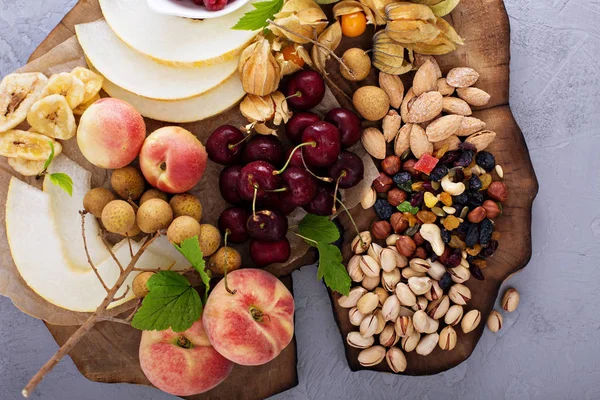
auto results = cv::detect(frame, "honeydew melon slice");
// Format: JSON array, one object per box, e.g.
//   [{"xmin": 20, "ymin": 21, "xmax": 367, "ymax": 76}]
[
  {"xmin": 99, "ymin": 0, "xmax": 259, "ymax": 66},
  {"xmin": 145, "ymin": 235, "xmax": 190, "ymax": 270},
  {"xmin": 75, "ymin": 20, "xmax": 238, "ymax": 101}
]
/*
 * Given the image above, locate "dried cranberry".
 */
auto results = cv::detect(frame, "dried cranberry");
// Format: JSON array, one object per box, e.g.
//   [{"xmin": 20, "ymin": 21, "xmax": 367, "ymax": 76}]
[
  {"xmin": 476, "ymin": 151, "xmax": 496, "ymax": 172},
  {"xmin": 438, "ymin": 150, "xmax": 460, "ymax": 166},
  {"xmin": 469, "ymin": 175, "xmax": 482, "ymax": 191},
  {"xmin": 422, "ymin": 181, "xmax": 437, "ymax": 194},
  {"xmin": 470, "ymin": 264, "xmax": 485, "ymax": 280},
  {"xmin": 453, "ymin": 192, "xmax": 468, "ymax": 205},
  {"xmin": 439, "ymin": 272, "xmax": 453, "ymax": 290},
  {"xmin": 446, "ymin": 252, "xmax": 462, "ymax": 268},
  {"xmin": 410, "ymin": 191, "xmax": 424, "ymax": 208},
  {"xmin": 466, "ymin": 223, "xmax": 480, "ymax": 247},
  {"xmin": 454, "ymin": 150, "xmax": 474, "ymax": 167},
  {"xmin": 429, "ymin": 165, "xmax": 449, "ymax": 182},
  {"xmin": 479, "ymin": 219, "xmax": 494, "ymax": 245}
]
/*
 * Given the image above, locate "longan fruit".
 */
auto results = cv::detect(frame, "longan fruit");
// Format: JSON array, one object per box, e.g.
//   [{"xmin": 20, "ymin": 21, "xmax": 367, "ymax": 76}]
[
  {"xmin": 111, "ymin": 166, "xmax": 145, "ymax": 201},
  {"xmin": 136, "ymin": 198, "xmax": 173, "ymax": 233},
  {"xmin": 340, "ymin": 48, "xmax": 371, "ymax": 81},
  {"xmin": 170, "ymin": 193, "xmax": 203, "ymax": 221},
  {"xmin": 352, "ymin": 86, "xmax": 390, "ymax": 121},
  {"xmin": 83, "ymin": 187, "xmax": 116, "ymax": 218},
  {"xmin": 208, "ymin": 247, "xmax": 242, "ymax": 276},
  {"xmin": 123, "ymin": 221, "xmax": 141, "ymax": 237},
  {"xmin": 140, "ymin": 189, "xmax": 168, "ymax": 205},
  {"xmin": 133, "ymin": 271, "xmax": 155, "ymax": 298},
  {"xmin": 167, "ymin": 216, "xmax": 201, "ymax": 245},
  {"xmin": 198, "ymin": 224, "xmax": 221, "ymax": 257},
  {"xmin": 101, "ymin": 200, "xmax": 136, "ymax": 234}
]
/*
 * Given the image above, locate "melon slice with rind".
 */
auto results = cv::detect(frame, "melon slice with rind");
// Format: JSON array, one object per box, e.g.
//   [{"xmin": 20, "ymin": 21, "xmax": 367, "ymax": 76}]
[
  {"xmin": 75, "ymin": 20, "xmax": 238, "ymax": 101},
  {"xmin": 99, "ymin": 0, "xmax": 259, "ymax": 66}
]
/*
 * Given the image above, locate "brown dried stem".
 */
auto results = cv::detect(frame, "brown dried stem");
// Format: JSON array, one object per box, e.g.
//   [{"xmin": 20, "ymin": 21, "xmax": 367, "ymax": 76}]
[
  {"xmin": 111, "ymin": 285, "xmax": 130, "ymax": 302},
  {"xmin": 79, "ymin": 211, "xmax": 109, "ymax": 292},
  {"xmin": 97, "ymin": 316, "xmax": 131, "ymax": 326},
  {"xmin": 101, "ymin": 235, "xmax": 125, "ymax": 274},
  {"xmin": 125, "ymin": 299, "xmax": 143, "ymax": 322}
]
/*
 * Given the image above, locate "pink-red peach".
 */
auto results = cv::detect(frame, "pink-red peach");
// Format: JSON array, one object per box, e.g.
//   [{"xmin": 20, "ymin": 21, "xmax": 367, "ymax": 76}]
[
  {"xmin": 139, "ymin": 319, "xmax": 233, "ymax": 396},
  {"xmin": 139, "ymin": 126, "xmax": 207, "ymax": 194},
  {"xmin": 77, "ymin": 98, "xmax": 146, "ymax": 169},
  {"xmin": 202, "ymin": 269, "xmax": 294, "ymax": 366}
]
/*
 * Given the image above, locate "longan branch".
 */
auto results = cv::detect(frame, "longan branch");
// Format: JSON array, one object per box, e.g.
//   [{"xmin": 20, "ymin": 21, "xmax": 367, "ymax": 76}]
[
  {"xmin": 111, "ymin": 285, "xmax": 130, "ymax": 302},
  {"xmin": 101, "ymin": 232, "xmax": 125, "ymax": 273},
  {"xmin": 79, "ymin": 211, "xmax": 110, "ymax": 292},
  {"xmin": 97, "ymin": 316, "xmax": 132, "ymax": 326}
]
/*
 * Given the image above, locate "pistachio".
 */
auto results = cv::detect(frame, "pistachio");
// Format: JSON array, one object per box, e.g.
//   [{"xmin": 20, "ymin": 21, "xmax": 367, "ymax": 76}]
[
  {"xmin": 409, "ymin": 123, "xmax": 433, "ymax": 159},
  {"xmin": 352, "ymin": 231, "xmax": 372, "ymax": 254},
  {"xmin": 461, "ymin": 309, "xmax": 481, "ymax": 333},
  {"xmin": 367, "ymin": 243, "xmax": 383, "ymax": 264},
  {"xmin": 358, "ymin": 345, "xmax": 386, "ymax": 367},
  {"xmin": 413, "ymin": 310, "xmax": 439, "ymax": 334},
  {"xmin": 502, "ymin": 288, "xmax": 520, "ymax": 312},
  {"xmin": 445, "ymin": 304, "xmax": 464, "ymax": 326},
  {"xmin": 449, "ymin": 265, "xmax": 470, "ymax": 284},
  {"xmin": 359, "ymin": 255, "xmax": 381, "ymax": 278},
  {"xmin": 408, "ymin": 276, "xmax": 433, "ymax": 295},
  {"xmin": 456, "ymin": 87, "xmax": 491, "ymax": 107},
  {"xmin": 413, "ymin": 296, "xmax": 428, "ymax": 312},
  {"xmin": 398, "ymin": 306, "xmax": 415, "ymax": 317},
  {"xmin": 426, "ymin": 259, "xmax": 446, "ymax": 280},
  {"xmin": 362, "ymin": 275, "xmax": 381, "ymax": 290},
  {"xmin": 409, "ymin": 258, "xmax": 430, "ymax": 273},
  {"xmin": 346, "ymin": 331, "xmax": 374, "ymax": 351},
  {"xmin": 442, "ymin": 97, "xmax": 472, "ymax": 116},
  {"xmin": 426, "ymin": 295, "xmax": 450, "ymax": 320},
  {"xmin": 338, "ymin": 287, "xmax": 367, "ymax": 308},
  {"xmin": 382, "ymin": 110, "xmax": 402, "ymax": 142},
  {"xmin": 457, "ymin": 116, "xmax": 486, "ymax": 136},
  {"xmin": 486, "ymin": 310, "xmax": 503, "ymax": 332},
  {"xmin": 406, "ymin": 91, "xmax": 443, "ymax": 124},
  {"xmin": 361, "ymin": 187, "xmax": 377, "ymax": 209},
  {"xmin": 425, "ymin": 114, "xmax": 464, "ymax": 143},
  {"xmin": 446, "ymin": 67, "xmax": 479, "ymax": 88},
  {"xmin": 400, "ymin": 87, "xmax": 416, "ymax": 123},
  {"xmin": 374, "ymin": 287, "xmax": 389, "ymax": 307},
  {"xmin": 347, "ymin": 255, "xmax": 365, "ymax": 282},
  {"xmin": 419, "ymin": 223, "xmax": 445, "ymax": 256},
  {"xmin": 386, "ymin": 234, "xmax": 401, "ymax": 247},
  {"xmin": 416, "ymin": 333, "xmax": 439, "ymax": 356},
  {"xmin": 357, "ymin": 292, "xmax": 379, "ymax": 315},
  {"xmin": 394, "ymin": 121, "xmax": 412, "ymax": 156},
  {"xmin": 438, "ymin": 325, "xmax": 457, "ymax": 351},
  {"xmin": 413, "ymin": 60, "xmax": 439, "ymax": 96},
  {"xmin": 394, "ymin": 315, "xmax": 414, "ymax": 337},
  {"xmin": 402, "ymin": 267, "xmax": 426, "ymax": 280},
  {"xmin": 360, "ymin": 314, "xmax": 379, "ymax": 338},
  {"xmin": 349, "ymin": 307, "xmax": 365, "ymax": 326},
  {"xmin": 401, "ymin": 331, "xmax": 421, "ymax": 352},
  {"xmin": 424, "ymin": 280, "xmax": 443, "ymax": 302},
  {"xmin": 441, "ymin": 175, "xmax": 466, "ymax": 196},
  {"xmin": 395, "ymin": 283, "xmax": 417, "ymax": 307},
  {"xmin": 379, "ymin": 72, "xmax": 404, "ymax": 109},
  {"xmin": 382, "ymin": 269, "xmax": 401, "ymax": 292},
  {"xmin": 382, "ymin": 294, "xmax": 401, "ymax": 321},
  {"xmin": 362, "ymin": 127, "xmax": 387, "ymax": 159},
  {"xmin": 380, "ymin": 248, "xmax": 398, "ymax": 273},
  {"xmin": 380, "ymin": 324, "xmax": 399, "ymax": 347},
  {"xmin": 386, "ymin": 347, "xmax": 407, "ymax": 373},
  {"xmin": 465, "ymin": 130, "xmax": 496, "ymax": 151},
  {"xmin": 448, "ymin": 283, "xmax": 471, "ymax": 305},
  {"xmin": 374, "ymin": 309, "xmax": 386, "ymax": 334},
  {"xmin": 437, "ymin": 78, "xmax": 455, "ymax": 96}
]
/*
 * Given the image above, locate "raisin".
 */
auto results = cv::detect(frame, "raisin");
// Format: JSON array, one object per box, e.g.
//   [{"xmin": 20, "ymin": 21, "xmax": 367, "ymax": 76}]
[
  {"xmin": 466, "ymin": 254, "xmax": 475, "ymax": 263},
  {"xmin": 456, "ymin": 221, "xmax": 470, "ymax": 236},
  {"xmin": 466, "ymin": 223, "xmax": 480, "ymax": 247},
  {"xmin": 455, "ymin": 150, "xmax": 474, "ymax": 167},
  {"xmin": 410, "ymin": 191, "xmax": 424, "ymax": 208},
  {"xmin": 470, "ymin": 264, "xmax": 485, "ymax": 280},
  {"xmin": 441, "ymin": 229, "xmax": 451, "ymax": 244},
  {"xmin": 479, "ymin": 219, "xmax": 494, "ymax": 245},
  {"xmin": 438, "ymin": 272, "xmax": 453, "ymax": 290},
  {"xmin": 469, "ymin": 175, "xmax": 482, "ymax": 191},
  {"xmin": 467, "ymin": 190, "xmax": 485, "ymax": 208},
  {"xmin": 430, "ymin": 165, "xmax": 449, "ymax": 182},
  {"xmin": 422, "ymin": 181, "xmax": 439, "ymax": 194},
  {"xmin": 460, "ymin": 142, "xmax": 478, "ymax": 152},
  {"xmin": 476, "ymin": 151, "xmax": 496, "ymax": 172},
  {"xmin": 393, "ymin": 172, "xmax": 412, "ymax": 185},
  {"xmin": 453, "ymin": 192, "xmax": 468, "ymax": 205},
  {"xmin": 438, "ymin": 150, "xmax": 461, "ymax": 166},
  {"xmin": 481, "ymin": 239, "xmax": 499, "ymax": 257},
  {"xmin": 374, "ymin": 199, "xmax": 395, "ymax": 221}
]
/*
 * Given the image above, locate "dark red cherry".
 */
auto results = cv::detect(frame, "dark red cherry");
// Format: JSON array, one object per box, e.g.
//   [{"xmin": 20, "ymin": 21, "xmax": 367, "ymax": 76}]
[
  {"xmin": 280, "ymin": 166, "xmax": 318, "ymax": 207},
  {"xmin": 242, "ymin": 135, "xmax": 284, "ymax": 166},
  {"xmin": 247, "ymin": 210, "xmax": 288, "ymax": 242},
  {"xmin": 219, "ymin": 165, "xmax": 243, "ymax": 205},
  {"xmin": 275, "ymin": 193, "xmax": 298, "ymax": 215},
  {"xmin": 249, "ymin": 238, "xmax": 291, "ymax": 267},
  {"xmin": 301, "ymin": 121, "xmax": 341, "ymax": 167},
  {"xmin": 327, "ymin": 151, "xmax": 364, "ymax": 189},
  {"xmin": 218, "ymin": 207, "xmax": 250, "ymax": 244},
  {"xmin": 284, "ymin": 147, "xmax": 305, "ymax": 168},
  {"xmin": 303, "ymin": 183, "xmax": 336, "ymax": 216},
  {"xmin": 285, "ymin": 70, "xmax": 326, "ymax": 111},
  {"xmin": 237, "ymin": 161, "xmax": 281, "ymax": 202},
  {"xmin": 285, "ymin": 112, "xmax": 321, "ymax": 144},
  {"xmin": 324, "ymin": 107, "xmax": 363, "ymax": 148},
  {"xmin": 206, "ymin": 125, "xmax": 245, "ymax": 165}
]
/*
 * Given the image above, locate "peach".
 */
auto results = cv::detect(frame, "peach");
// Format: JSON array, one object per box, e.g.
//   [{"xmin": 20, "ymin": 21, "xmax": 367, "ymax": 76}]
[
  {"xmin": 139, "ymin": 319, "xmax": 234, "ymax": 396},
  {"xmin": 203, "ymin": 269, "xmax": 294, "ymax": 366},
  {"xmin": 77, "ymin": 98, "xmax": 146, "ymax": 169},
  {"xmin": 139, "ymin": 126, "xmax": 207, "ymax": 194}
]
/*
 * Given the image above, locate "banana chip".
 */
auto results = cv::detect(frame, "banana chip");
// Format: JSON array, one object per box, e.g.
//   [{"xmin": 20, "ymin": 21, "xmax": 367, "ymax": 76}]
[
  {"xmin": 26, "ymin": 94, "xmax": 76, "ymax": 140},
  {"xmin": 71, "ymin": 67, "xmax": 104, "ymax": 103},
  {"xmin": 7, "ymin": 157, "xmax": 46, "ymax": 177},
  {"xmin": 73, "ymin": 93, "xmax": 101, "ymax": 116},
  {"xmin": 0, "ymin": 130, "xmax": 61, "ymax": 161},
  {"xmin": 0, "ymin": 73, "xmax": 48, "ymax": 133},
  {"xmin": 43, "ymin": 72, "xmax": 85, "ymax": 109}
]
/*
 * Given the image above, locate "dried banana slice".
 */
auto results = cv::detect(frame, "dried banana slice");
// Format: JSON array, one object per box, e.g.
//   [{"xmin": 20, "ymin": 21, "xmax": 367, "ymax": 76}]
[
  {"xmin": 43, "ymin": 72, "xmax": 85, "ymax": 109},
  {"xmin": 0, "ymin": 72, "xmax": 48, "ymax": 133},
  {"xmin": 71, "ymin": 67, "xmax": 104, "ymax": 103},
  {"xmin": 0, "ymin": 130, "xmax": 61, "ymax": 161},
  {"xmin": 26, "ymin": 94, "xmax": 76, "ymax": 140},
  {"xmin": 7, "ymin": 157, "xmax": 46, "ymax": 176},
  {"xmin": 73, "ymin": 93, "xmax": 100, "ymax": 115}
]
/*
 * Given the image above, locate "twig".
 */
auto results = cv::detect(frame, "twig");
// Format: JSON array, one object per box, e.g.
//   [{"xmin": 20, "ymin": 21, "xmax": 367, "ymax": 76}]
[
  {"xmin": 97, "ymin": 316, "xmax": 131, "ymax": 326},
  {"xmin": 127, "ymin": 235, "xmax": 133, "ymax": 258},
  {"xmin": 111, "ymin": 285, "xmax": 130, "ymax": 302},
  {"xmin": 125, "ymin": 299, "xmax": 143, "ymax": 322},
  {"xmin": 22, "ymin": 233, "xmax": 160, "ymax": 398},
  {"xmin": 132, "ymin": 266, "xmax": 193, "ymax": 274},
  {"xmin": 79, "ymin": 211, "xmax": 109, "ymax": 293},
  {"xmin": 101, "ymin": 235, "xmax": 124, "ymax": 274}
]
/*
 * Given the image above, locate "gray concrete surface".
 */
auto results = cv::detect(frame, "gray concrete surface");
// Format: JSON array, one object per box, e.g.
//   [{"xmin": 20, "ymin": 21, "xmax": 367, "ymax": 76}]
[{"xmin": 0, "ymin": 0, "xmax": 599, "ymax": 399}]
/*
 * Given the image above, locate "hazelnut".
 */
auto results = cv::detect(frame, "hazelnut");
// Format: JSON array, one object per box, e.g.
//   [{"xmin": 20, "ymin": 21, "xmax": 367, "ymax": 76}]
[
  {"xmin": 412, "ymin": 232, "xmax": 425, "ymax": 246},
  {"xmin": 482, "ymin": 200, "xmax": 502, "ymax": 219},
  {"xmin": 487, "ymin": 181, "xmax": 508, "ymax": 202},
  {"xmin": 390, "ymin": 212, "xmax": 409, "ymax": 233},
  {"xmin": 402, "ymin": 159, "xmax": 418, "ymax": 176},
  {"xmin": 387, "ymin": 188, "xmax": 407, "ymax": 207},
  {"xmin": 414, "ymin": 246, "xmax": 427, "ymax": 259},
  {"xmin": 381, "ymin": 155, "xmax": 401, "ymax": 175},
  {"xmin": 371, "ymin": 220, "xmax": 392, "ymax": 240},
  {"xmin": 467, "ymin": 206, "xmax": 486, "ymax": 223},
  {"xmin": 395, "ymin": 235, "xmax": 416, "ymax": 257},
  {"xmin": 373, "ymin": 172, "xmax": 393, "ymax": 193}
]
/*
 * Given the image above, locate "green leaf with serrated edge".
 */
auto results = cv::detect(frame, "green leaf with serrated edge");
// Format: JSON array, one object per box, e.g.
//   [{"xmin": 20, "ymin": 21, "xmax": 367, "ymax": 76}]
[
  {"xmin": 316, "ymin": 243, "xmax": 350, "ymax": 296},
  {"xmin": 232, "ymin": 0, "xmax": 284, "ymax": 31},
  {"xmin": 49, "ymin": 173, "xmax": 73, "ymax": 197},
  {"xmin": 43, "ymin": 141, "xmax": 55, "ymax": 172},
  {"xmin": 173, "ymin": 236, "xmax": 209, "ymax": 303},
  {"xmin": 298, "ymin": 214, "xmax": 340, "ymax": 244},
  {"xmin": 132, "ymin": 271, "xmax": 202, "ymax": 332}
]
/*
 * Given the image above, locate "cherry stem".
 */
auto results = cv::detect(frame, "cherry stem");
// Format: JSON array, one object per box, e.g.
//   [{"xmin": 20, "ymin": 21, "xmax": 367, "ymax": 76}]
[
  {"xmin": 300, "ymin": 151, "xmax": 334, "ymax": 183},
  {"xmin": 266, "ymin": 19, "xmax": 355, "ymax": 79},
  {"xmin": 265, "ymin": 187, "xmax": 288, "ymax": 193},
  {"xmin": 334, "ymin": 197, "xmax": 365, "ymax": 248},
  {"xmin": 273, "ymin": 141, "xmax": 317, "ymax": 175},
  {"xmin": 252, "ymin": 185, "xmax": 258, "ymax": 220},
  {"xmin": 223, "ymin": 229, "xmax": 236, "ymax": 295},
  {"xmin": 228, "ymin": 133, "xmax": 253, "ymax": 150},
  {"xmin": 331, "ymin": 171, "xmax": 346, "ymax": 215},
  {"xmin": 284, "ymin": 91, "xmax": 302, "ymax": 101}
]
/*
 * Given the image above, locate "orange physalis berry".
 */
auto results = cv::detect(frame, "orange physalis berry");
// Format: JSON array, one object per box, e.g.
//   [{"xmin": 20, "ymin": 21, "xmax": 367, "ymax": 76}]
[{"xmin": 341, "ymin": 12, "xmax": 367, "ymax": 38}]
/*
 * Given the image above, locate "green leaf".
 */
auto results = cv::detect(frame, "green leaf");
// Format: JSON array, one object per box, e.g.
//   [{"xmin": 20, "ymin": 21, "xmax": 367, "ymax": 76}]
[
  {"xmin": 232, "ymin": 0, "xmax": 284, "ymax": 31},
  {"xmin": 298, "ymin": 214, "xmax": 340, "ymax": 244},
  {"xmin": 49, "ymin": 173, "xmax": 73, "ymax": 196},
  {"xmin": 174, "ymin": 236, "xmax": 210, "ymax": 303},
  {"xmin": 132, "ymin": 271, "xmax": 202, "ymax": 332},
  {"xmin": 397, "ymin": 201, "xmax": 419, "ymax": 215},
  {"xmin": 43, "ymin": 141, "xmax": 55, "ymax": 172},
  {"xmin": 316, "ymin": 243, "xmax": 350, "ymax": 296}
]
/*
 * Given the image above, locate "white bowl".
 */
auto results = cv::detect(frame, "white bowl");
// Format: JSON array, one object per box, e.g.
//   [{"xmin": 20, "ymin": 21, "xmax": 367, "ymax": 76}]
[{"xmin": 147, "ymin": 0, "xmax": 251, "ymax": 19}]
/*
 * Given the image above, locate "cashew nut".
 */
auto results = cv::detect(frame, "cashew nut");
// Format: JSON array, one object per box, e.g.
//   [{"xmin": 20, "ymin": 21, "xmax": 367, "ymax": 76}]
[
  {"xmin": 441, "ymin": 175, "xmax": 465, "ymax": 196},
  {"xmin": 420, "ymin": 224, "xmax": 445, "ymax": 256}
]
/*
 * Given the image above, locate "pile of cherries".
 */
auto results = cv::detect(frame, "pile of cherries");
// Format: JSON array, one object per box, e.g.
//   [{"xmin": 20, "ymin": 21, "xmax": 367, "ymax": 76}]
[{"xmin": 206, "ymin": 70, "xmax": 366, "ymax": 267}]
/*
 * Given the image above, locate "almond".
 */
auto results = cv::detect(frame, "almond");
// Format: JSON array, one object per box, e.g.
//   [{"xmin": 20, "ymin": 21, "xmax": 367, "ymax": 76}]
[
  {"xmin": 442, "ymin": 97, "xmax": 472, "ymax": 116},
  {"xmin": 362, "ymin": 127, "xmax": 387, "ymax": 159},
  {"xmin": 379, "ymin": 72, "xmax": 404, "ymax": 109},
  {"xmin": 433, "ymin": 135, "xmax": 460, "ymax": 151},
  {"xmin": 406, "ymin": 91, "xmax": 443, "ymax": 124},
  {"xmin": 457, "ymin": 116, "xmax": 486, "ymax": 136},
  {"xmin": 394, "ymin": 123, "xmax": 411, "ymax": 156},
  {"xmin": 446, "ymin": 67, "xmax": 480, "ymax": 88},
  {"xmin": 457, "ymin": 87, "xmax": 491, "ymax": 107},
  {"xmin": 413, "ymin": 60, "xmax": 439, "ymax": 96},
  {"xmin": 437, "ymin": 78, "xmax": 455, "ymax": 96},
  {"xmin": 409, "ymin": 124, "xmax": 433, "ymax": 159},
  {"xmin": 400, "ymin": 87, "xmax": 415, "ymax": 123},
  {"xmin": 414, "ymin": 54, "xmax": 442, "ymax": 78},
  {"xmin": 464, "ymin": 130, "xmax": 496, "ymax": 151},
  {"xmin": 425, "ymin": 115, "xmax": 464, "ymax": 142},
  {"xmin": 382, "ymin": 110, "xmax": 402, "ymax": 142}
]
